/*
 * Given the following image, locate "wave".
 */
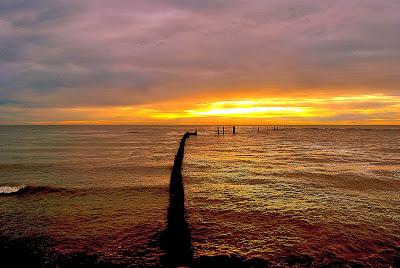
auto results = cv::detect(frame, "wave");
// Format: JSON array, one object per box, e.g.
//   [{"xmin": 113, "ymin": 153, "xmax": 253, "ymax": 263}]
[
  {"xmin": 0, "ymin": 184, "xmax": 167, "ymax": 197},
  {"xmin": 0, "ymin": 185, "xmax": 61, "ymax": 196},
  {"xmin": 0, "ymin": 185, "xmax": 24, "ymax": 194}
]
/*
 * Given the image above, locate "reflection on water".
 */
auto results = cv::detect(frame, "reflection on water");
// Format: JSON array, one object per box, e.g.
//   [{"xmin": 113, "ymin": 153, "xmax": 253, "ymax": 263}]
[
  {"xmin": 0, "ymin": 126, "xmax": 190, "ymax": 266},
  {"xmin": 0, "ymin": 125, "xmax": 399, "ymax": 266},
  {"xmin": 185, "ymin": 126, "xmax": 400, "ymax": 266}
]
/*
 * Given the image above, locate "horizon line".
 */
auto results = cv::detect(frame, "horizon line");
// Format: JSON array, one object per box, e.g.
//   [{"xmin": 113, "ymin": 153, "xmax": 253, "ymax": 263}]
[{"xmin": 1, "ymin": 124, "xmax": 399, "ymax": 127}]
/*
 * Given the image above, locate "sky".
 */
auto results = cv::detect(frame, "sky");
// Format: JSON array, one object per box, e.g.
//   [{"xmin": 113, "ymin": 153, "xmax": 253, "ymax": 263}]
[{"xmin": 0, "ymin": 0, "xmax": 399, "ymax": 124}]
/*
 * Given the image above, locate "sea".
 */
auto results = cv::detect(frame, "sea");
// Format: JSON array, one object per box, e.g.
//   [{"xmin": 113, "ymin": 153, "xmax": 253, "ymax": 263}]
[{"xmin": 0, "ymin": 125, "xmax": 399, "ymax": 267}]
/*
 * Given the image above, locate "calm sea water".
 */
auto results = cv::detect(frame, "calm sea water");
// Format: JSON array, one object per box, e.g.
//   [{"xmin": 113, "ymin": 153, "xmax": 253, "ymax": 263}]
[{"xmin": 0, "ymin": 126, "xmax": 399, "ymax": 266}]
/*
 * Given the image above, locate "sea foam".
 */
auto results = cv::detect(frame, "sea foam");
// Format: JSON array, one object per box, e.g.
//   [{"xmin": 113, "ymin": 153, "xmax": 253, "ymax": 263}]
[{"xmin": 0, "ymin": 185, "xmax": 25, "ymax": 194}]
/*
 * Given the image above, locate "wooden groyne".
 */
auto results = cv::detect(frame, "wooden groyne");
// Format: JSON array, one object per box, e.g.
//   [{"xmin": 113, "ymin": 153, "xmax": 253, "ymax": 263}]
[
  {"xmin": 163, "ymin": 130, "xmax": 197, "ymax": 267},
  {"xmin": 216, "ymin": 125, "xmax": 285, "ymax": 134}
]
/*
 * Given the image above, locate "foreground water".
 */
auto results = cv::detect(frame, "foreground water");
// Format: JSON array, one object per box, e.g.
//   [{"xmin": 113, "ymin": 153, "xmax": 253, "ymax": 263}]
[{"xmin": 0, "ymin": 126, "xmax": 399, "ymax": 266}]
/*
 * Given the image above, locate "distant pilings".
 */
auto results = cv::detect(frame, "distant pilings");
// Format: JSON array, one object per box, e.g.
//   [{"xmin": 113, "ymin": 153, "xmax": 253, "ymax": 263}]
[
  {"xmin": 217, "ymin": 126, "xmax": 236, "ymax": 135},
  {"xmin": 163, "ymin": 130, "xmax": 197, "ymax": 267},
  {"xmin": 216, "ymin": 125, "xmax": 285, "ymax": 134}
]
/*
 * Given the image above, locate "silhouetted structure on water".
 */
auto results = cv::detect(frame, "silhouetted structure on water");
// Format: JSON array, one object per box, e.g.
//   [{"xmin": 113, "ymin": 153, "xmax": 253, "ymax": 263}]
[
  {"xmin": 162, "ymin": 130, "xmax": 197, "ymax": 267},
  {"xmin": 215, "ymin": 125, "xmax": 288, "ymax": 135}
]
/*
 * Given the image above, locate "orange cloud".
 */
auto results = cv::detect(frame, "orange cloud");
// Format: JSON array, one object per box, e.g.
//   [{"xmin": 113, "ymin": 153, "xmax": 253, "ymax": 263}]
[{"xmin": 22, "ymin": 93, "xmax": 399, "ymax": 125}]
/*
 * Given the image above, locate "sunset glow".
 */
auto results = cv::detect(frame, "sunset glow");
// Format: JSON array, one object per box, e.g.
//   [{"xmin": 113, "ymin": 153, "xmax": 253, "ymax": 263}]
[
  {"xmin": 1, "ymin": 1, "xmax": 400, "ymax": 266},
  {"xmin": 1, "ymin": 1, "xmax": 399, "ymax": 125},
  {"xmin": 18, "ymin": 94, "xmax": 399, "ymax": 125}
]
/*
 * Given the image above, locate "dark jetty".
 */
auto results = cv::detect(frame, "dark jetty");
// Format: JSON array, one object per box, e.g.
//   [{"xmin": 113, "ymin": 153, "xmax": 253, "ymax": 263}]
[{"xmin": 162, "ymin": 131, "xmax": 197, "ymax": 267}]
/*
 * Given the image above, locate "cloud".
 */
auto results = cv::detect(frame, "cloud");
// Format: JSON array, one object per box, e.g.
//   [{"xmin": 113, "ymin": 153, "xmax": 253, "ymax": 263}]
[{"xmin": 0, "ymin": 0, "xmax": 399, "ymax": 123}]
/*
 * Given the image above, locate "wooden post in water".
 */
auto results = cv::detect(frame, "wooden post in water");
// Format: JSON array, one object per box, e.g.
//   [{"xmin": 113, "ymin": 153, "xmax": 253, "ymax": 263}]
[
  {"xmin": 223, "ymin": 126, "xmax": 225, "ymax": 135},
  {"xmin": 233, "ymin": 126, "xmax": 236, "ymax": 134},
  {"xmin": 257, "ymin": 126, "xmax": 260, "ymax": 133},
  {"xmin": 217, "ymin": 127, "xmax": 220, "ymax": 135}
]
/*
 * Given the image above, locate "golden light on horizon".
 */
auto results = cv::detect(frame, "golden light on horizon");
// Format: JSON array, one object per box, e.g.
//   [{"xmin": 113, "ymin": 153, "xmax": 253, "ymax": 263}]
[
  {"xmin": 189, "ymin": 106, "xmax": 308, "ymax": 116},
  {"xmin": 150, "ymin": 94, "xmax": 399, "ymax": 121},
  {"xmin": 186, "ymin": 101, "xmax": 312, "ymax": 118},
  {"xmin": 26, "ymin": 93, "xmax": 400, "ymax": 125}
]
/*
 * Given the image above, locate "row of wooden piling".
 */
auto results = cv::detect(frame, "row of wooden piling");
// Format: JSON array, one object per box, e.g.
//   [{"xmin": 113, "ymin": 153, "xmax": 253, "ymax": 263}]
[
  {"xmin": 217, "ymin": 126, "xmax": 236, "ymax": 135},
  {"xmin": 217, "ymin": 126, "xmax": 284, "ymax": 134}
]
